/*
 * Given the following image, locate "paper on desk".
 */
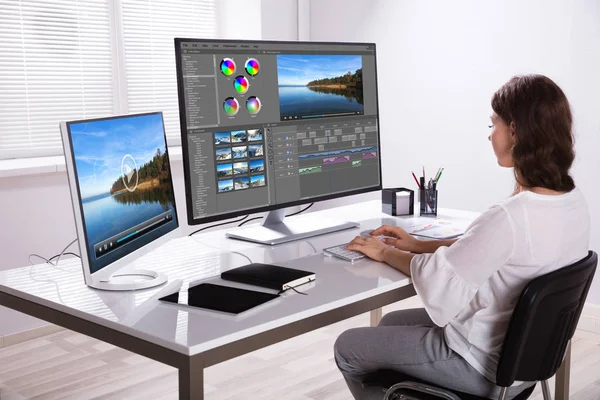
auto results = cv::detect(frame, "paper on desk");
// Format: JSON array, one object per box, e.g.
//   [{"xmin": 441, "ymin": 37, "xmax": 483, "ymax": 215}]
[{"xmin": 397, "ymin": 217, "xmax": 472, "ymax": 239}]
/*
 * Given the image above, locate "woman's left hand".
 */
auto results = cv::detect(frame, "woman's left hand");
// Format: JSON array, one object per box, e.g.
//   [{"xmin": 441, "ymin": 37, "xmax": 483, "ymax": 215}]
[{"xmin": 346, "ymin": 236, "xmax": 388, "ymax": 262}]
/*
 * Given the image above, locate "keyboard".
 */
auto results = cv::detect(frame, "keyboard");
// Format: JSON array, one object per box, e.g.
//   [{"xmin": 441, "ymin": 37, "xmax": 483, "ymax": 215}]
[{"xmin": 323, "ymin": 244, "xmax": 366, "ymax": 262}]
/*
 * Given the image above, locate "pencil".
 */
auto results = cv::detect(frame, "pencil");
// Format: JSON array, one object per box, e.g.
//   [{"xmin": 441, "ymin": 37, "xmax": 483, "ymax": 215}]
[{"xmin": 411, "ymin": 171, "xmax": 421, "ymax": 188}]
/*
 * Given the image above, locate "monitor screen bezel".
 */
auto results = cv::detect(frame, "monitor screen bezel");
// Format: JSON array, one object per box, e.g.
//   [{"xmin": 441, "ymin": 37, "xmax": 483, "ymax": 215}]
[
  {"xmin": 62, "ymin": 111, "xmax": 180, "ymax": 280},
  {"xmin": 175, "ymin": 38, "xmax": 382, "ymax": 226}
]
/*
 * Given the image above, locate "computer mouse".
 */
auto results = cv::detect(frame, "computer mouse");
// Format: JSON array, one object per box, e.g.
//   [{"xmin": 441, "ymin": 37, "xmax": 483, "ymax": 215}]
[
  {"xmin": 360, "ymin": 229, "xmax": 395, "ymax": 241},
  {"xmin": 360, "ymin": 229, "xmax": 374, "ymax": 238}
]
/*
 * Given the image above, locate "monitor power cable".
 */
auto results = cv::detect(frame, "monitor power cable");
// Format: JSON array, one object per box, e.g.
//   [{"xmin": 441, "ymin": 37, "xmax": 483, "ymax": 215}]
[
  {"xmin": 238, "ymin": 216, "xmax": 263, "ymax": 227},
  {"xmin": 189, "ymin": 215, "xmax": 250, "ymax": 236},
  {"xmin": 304, "ymin": 240, "xmax": 318, "ymax": 254},
  {"xmin": 286, "ymin": 202, "xmax": 314, "ymax": 217},
  {"xmin": 29, "ymin": 238, "xmax": 80, "ymax": 272},
  {"xmin": 28, "ymin": 238, "xmax": 80, "ymax": 303}
]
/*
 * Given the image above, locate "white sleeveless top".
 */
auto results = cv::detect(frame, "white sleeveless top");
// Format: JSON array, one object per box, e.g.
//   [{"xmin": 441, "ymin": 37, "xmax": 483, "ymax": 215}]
[{"xmin": 410, "ymin": 188, "xmax": 590, "ymax": 383}]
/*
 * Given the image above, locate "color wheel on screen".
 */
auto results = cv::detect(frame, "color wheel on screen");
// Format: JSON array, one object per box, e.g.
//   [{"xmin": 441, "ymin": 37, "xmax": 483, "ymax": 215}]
[
  {"xmin": 223, "ymin": 97, "xmax": 240, "ymax": 116},
  {"xmin": 233, "ymin": 76, "xmax": 250, "ymax": 94},
  {"xmin": 246, "ymin": 96, "xmax": 262, "ymax": 114},
  {"xmin": 245, "ymin": 58, "xmax": 260, "ymax": 76},
  {"xmin": 220, "ymin": 58, "xmax": 236, "ymax": 76}
]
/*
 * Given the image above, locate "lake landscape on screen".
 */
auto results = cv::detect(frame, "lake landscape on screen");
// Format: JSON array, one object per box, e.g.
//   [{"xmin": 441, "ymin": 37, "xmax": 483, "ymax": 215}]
[
  {"xmin": 277, "ymin": 54, "xmax": 364, "ymax": 117},
  {"xmin": 69, "ymin": 113, "xmax": 175, "ymax": 268}
]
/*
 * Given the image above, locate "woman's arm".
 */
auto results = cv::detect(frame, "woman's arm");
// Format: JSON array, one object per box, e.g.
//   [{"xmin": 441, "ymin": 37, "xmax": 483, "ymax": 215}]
[
  {"xmin": 379, "ymin": 239, "xmax": 459, "ymax": 275},
  {"xmin": 382, "ymin": 247, "xmax": 415, "ymax": 276},
  {"xmin": 415, "ymin": 238, "xmax": 459, "ymax": 253}
]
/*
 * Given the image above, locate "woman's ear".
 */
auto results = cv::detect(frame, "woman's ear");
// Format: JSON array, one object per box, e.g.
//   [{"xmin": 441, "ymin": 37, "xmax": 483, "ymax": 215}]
[{"xmin": 509, "ymin": 121, "xmax": 517, "ymax": 143}]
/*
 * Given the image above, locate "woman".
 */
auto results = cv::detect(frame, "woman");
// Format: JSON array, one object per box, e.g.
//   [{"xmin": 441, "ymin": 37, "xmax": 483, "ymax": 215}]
[{"xmin": 334, "ymin": 74, "xmax": 590, "ymax": 399}]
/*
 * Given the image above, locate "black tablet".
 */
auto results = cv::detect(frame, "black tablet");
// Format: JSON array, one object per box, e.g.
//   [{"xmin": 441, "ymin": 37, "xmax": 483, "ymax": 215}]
[{"xmin": 159, "ymin": 282, "xmax": 280, "ymax": 314}]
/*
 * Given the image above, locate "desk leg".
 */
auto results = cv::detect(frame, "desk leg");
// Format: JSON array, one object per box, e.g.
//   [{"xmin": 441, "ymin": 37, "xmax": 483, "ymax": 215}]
[
  {"xmin": 555, "ymin": 341, "xmax": 571, "ymax": 400},
  {"xmin": 179, "ymin": 356, "xmax": 204, "ymax": 400},
  {"xmin": 370, "ymin": 308, "xmax": 382, "ymax": 327}
]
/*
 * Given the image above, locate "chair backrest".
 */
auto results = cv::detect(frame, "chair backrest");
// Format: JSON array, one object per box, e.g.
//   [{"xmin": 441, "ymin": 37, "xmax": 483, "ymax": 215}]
[{"xmin": 496, "ymin": 251, "xmax": 597, "ymax": 387}]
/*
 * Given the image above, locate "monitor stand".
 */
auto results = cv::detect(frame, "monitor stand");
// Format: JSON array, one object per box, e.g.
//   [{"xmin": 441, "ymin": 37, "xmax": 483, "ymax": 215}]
[
  {"xmin": 89, "ymin": 269, "xmax": 168, "ymax": 291},
  {"xmin": 225, "ymin": 208, "xmax": 359, "ymax": 245}
]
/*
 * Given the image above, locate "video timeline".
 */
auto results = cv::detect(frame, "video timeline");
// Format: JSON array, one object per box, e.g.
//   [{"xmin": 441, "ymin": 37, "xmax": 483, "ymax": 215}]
[
  {"xmin": 94, "ymin": 211, "xmax": 174, "ymax": 259},
  {"xmin": 298, "ymin": 146, "xmax": 378, "ymax": 161}
]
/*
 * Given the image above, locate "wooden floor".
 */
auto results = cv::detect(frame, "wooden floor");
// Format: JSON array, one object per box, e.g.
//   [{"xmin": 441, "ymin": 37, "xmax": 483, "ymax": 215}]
[{"xmin": 1, "ymin": 296, "xmax": 599, "ymax": 400}]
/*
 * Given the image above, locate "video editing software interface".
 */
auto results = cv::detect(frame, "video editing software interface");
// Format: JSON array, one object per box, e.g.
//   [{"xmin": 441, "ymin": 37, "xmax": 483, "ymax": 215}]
[
  {"xmin": 177, "ymin": 40, "xmax": 380, "ymax": 221},
  {"xmin": 67, "ymin": 113, "xmax": 178, "ymax": 273}
]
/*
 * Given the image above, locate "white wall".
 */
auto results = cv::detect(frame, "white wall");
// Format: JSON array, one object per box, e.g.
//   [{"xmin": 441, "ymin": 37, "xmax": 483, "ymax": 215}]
[
  {"xmin": 310, "ymin": 0, "xmax": 600, "ymax": 302},
  {"xmin": 261, "ymin": 0, "xmax": 298, "ymax": 40},
  {"xmin": 219, "ymin": 0, "xmax": 262, "ymax": 40}
]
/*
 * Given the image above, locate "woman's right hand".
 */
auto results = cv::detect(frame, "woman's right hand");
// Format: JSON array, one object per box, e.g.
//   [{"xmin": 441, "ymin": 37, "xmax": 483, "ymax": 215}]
[{"xmin": 370, "ymin": 225, "xmax": 422, "ymax": 253}]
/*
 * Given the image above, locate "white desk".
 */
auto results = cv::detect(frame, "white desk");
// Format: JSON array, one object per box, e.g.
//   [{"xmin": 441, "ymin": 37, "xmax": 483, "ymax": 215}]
[{"xmin": 0, "ymin": 201, "xmax": 570, "ymax": 399}]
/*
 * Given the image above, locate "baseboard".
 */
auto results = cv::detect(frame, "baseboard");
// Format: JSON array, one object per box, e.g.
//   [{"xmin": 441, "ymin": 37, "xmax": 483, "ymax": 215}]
[
  {"xmin": 578, "ymin": 303, "xmax": 600, "ymax": 334},
  {"xmin": 0, "ymin": 324, "xmax": 64, "ymax": 348}
]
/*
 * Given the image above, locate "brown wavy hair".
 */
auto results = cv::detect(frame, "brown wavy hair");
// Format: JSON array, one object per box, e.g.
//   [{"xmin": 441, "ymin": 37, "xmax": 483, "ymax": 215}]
[{"xmin": 491, "ymin": 75, "xmax": 575, "ymax": 192}]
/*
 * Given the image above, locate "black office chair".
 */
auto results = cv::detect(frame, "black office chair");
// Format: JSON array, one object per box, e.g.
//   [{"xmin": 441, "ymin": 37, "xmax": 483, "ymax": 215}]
[{"xmin": 362, "ymin": 251, "xmax": 598, "ymax": 400}]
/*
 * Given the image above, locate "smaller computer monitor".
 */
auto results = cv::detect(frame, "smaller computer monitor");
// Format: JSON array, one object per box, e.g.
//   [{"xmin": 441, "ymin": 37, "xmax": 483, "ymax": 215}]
[{"xmin": 60, "ymin": 112, "xmax": 179, "ymax": 291}]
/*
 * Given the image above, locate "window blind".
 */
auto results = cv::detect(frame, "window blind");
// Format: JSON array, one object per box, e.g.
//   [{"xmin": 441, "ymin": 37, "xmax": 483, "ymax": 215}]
[
  {"xmin": 121, "ymin": 0, "xmax": 218, "ymax": 143},
  {"xmin": 0, "ymin": 0, "xmax": 114, "ymax": 159}
]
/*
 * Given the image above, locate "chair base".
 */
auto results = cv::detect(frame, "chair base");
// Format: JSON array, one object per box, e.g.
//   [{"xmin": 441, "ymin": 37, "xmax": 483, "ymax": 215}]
[{"xmin": 361, "ymin": 370, "xmax": 536, "ymax": 400}]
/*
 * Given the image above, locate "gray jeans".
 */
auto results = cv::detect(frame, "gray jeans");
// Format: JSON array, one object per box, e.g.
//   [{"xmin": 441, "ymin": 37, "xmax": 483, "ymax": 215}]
[{"xmin": 334, "ymin": 308, "xmax": 534, "ymax": 400}]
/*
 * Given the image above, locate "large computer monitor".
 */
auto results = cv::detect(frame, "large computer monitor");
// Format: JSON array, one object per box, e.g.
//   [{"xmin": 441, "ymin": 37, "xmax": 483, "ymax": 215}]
[
  {"xmin": 175, "ymin": 39, "xmax": 381, "ymax": 245},
  {"xmin": 60, "ymin": 112, "xmax": 179, "ymax": 291}
]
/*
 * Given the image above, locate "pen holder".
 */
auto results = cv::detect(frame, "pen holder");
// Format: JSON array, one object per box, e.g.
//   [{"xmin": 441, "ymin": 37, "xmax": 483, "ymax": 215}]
[{"xmin": 419, "ymin": 188, "xmax": 438, "ymax": 216}]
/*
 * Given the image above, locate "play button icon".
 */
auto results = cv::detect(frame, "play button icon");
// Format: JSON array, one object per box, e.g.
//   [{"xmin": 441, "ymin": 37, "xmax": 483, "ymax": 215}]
[
  {"xmin": 124, "ymin": 164, "xmax": 134, "ymax": 183},
  {"xmin": 121, "ymin": 154, "xmax": 138, "ymax": 192}
]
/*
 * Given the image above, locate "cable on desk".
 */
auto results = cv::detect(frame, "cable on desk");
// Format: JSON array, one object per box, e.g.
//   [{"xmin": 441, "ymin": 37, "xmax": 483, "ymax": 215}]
[
  {"xmin": 28, "ymin": 252, "xmax": 70, "ymax": 304},
  {"xmin": 279, "ymin": 285, "xmax": 308, "ymax": 296},
  {"xmin": 305, "ymin": 240, "xmax": 318, "ymax": 254},
  {"xmin": 52, "ymin": 238, "xmax": 78, "ymax": 268},
  {"xmin": 28, "ymin": 238, "xmax": 80, "ymax": 272},
  {"xmin": 238, "ymin": 216, "xmax": 263, "ymax": 227},
  {"xmin": 189, "ymin": 215, "xmax": 250, "ymax": 236},
  {"xmin": 49, "ymin": 252, "xmax": 80, "ymax": 262},
  {"xmin": 286, "ymin": 203, "xmax": 314, "ymax": 217},
  {"xmin": 231, "ymin": 251, "xmax": 252, "ymax": 264},
  {"xmin": 28, "ymin": 265, "xmax": 66, "ymax": 304},
  {"xmin": 238, "ymin": 203, "xmax": 315, "ymax": 227},
  {"xmin": 28, "ymin": 253, "xmax": 52, "ymax": 265}
]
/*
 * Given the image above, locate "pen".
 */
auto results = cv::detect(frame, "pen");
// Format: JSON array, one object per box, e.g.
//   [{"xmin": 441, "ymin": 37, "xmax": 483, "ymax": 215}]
[
  {"xmin": 436, "ymin": 168, "xmax": 444, "ymax": 183},
  {"xmin": 411, "ymin": 171, "xmax": 421, "ymax": 188},
  {"xmin": 422, "ymin": 166, "xmax": 425, "ymax": 182}
]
